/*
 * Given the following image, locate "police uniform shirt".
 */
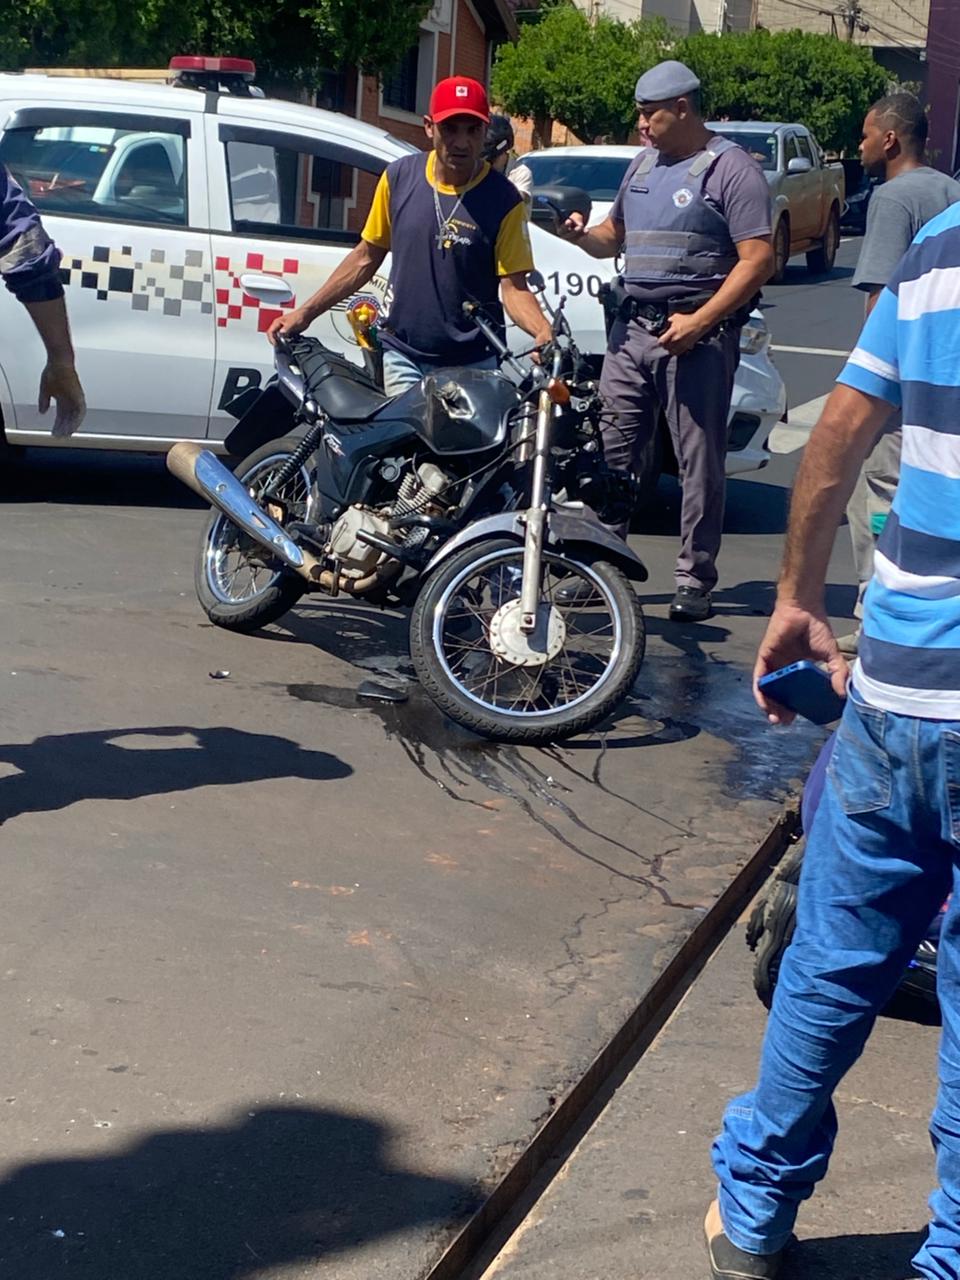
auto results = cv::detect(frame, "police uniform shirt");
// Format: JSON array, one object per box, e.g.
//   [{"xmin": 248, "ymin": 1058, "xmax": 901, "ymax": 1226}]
[
  {"xmin": 362, "ymin": 151, "xmax": 533, "ymax": 365},
  {"xmin": 610, "ymin": 144, "xmax": 771, "ymax": 302}
]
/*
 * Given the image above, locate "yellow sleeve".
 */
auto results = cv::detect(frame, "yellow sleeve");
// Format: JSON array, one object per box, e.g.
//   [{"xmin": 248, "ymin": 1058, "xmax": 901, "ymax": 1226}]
[
  {"xmin": 361, "ymin": 171, "xmax": 392, "ymax": 249},
  {"xmin": 495, "ymin": 200, "xmax": 534, "ymax": 277}
]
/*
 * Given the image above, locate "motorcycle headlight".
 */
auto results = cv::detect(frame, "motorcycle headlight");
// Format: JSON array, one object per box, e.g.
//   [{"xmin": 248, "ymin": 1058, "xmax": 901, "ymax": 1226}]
[{"xmin": 740, "ymin": 316, "xmax": 770, "ymax": 356}]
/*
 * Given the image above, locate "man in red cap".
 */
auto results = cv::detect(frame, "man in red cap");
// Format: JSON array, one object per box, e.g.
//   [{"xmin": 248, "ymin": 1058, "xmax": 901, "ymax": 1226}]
[{"xmin": 269, "ymin": 75, "xmax": 550, "ymax": 392}]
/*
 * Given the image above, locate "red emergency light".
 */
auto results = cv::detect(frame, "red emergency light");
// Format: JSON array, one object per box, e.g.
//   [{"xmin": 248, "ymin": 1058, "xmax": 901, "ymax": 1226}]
[{"xmin": 168, "ymin": 56, "xmax": 258, "ymax": 95}]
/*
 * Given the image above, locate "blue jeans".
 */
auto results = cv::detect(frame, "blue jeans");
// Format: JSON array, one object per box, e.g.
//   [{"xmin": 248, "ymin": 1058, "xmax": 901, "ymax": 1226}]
[
  {"xmin": 712, "ymin": 687, "xmax": 960, "ymax": 1280},
  {"xmin": 381, "ymin": 348, "xmax": 497, "ymax": 396}
]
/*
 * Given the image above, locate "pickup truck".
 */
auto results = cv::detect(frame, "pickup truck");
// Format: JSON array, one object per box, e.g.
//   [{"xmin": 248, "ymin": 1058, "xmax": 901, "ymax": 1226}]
[{"xmin": 707, "ymin": 121, "xmax": 845, "ymax": 282}]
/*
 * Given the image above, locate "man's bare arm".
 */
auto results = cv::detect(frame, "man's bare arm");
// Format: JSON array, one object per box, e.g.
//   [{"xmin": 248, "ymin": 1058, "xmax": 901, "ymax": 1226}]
[
  {"xmin": 556, "ymin": 213, "xmax": 623, "ymax": 260},
  {"xmin": 23, "ymin": 296, "xmax": 85, "ymax": 436},
  {"xmin": 753, "ymin": 383, "xmax": 894, "ymax": 722},
  {"xmin": 500, "ymin": 273, "xmax": 551, "ymax": 346},
  {"xmin": 268, "ymin": 240, "xmax": 388, "ymax": 344},
  {"xmin": 780, "ymin": 385, "xmax": 893, "ymax": 607},
  {"xmin": 659, "ymin": 238, "xmax": 773, "ymax": 355}
]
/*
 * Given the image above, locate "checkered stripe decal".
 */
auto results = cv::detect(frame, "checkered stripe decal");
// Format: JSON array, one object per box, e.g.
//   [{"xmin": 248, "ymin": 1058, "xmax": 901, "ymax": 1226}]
[
  {"xmin": 59, "ymin": 246, "xmax": 303, "ymax": 329},
  {"xmin": 215, "ymin": 251, "xmax": 299, "ymax": 332},
  {"xmin": 59, "ymin": 245, "xmax": 214, "ymax": 318}
]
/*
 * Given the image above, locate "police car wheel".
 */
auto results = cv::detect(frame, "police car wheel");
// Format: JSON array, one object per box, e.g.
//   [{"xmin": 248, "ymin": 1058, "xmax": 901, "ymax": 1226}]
[
  {"xmin": 410, "ymin": 538, "xmax": 645, "ymax": 744},
  {"xmin": 194, "ymin": 440, "xmax": 310, "ymax": 633}
]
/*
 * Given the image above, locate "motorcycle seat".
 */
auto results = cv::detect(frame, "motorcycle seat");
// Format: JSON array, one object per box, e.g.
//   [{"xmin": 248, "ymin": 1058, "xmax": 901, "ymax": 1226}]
[{"xmin": 313, "ymin": 375, "xmax": 388, "ymax": 422}]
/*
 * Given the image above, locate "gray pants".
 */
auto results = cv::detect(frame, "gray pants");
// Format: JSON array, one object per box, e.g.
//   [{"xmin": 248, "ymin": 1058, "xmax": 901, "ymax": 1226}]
[
  {"xmin": 846, "ymin": 416, "xmax": 902, "ymax": 618},
  {"xmin": 599, "ymin": 317, "xmax": 740, "ymax": 591}
]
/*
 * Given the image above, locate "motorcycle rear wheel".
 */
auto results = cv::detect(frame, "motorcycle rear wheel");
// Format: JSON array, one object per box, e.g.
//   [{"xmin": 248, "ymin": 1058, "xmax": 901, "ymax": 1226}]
[
  {"xmin": 194, "ymin": 439, "xmax": 311, "ymax": 633},
  {"xmin": 410, "ymin": 538, "xmax": 645, "ymax": 743}
]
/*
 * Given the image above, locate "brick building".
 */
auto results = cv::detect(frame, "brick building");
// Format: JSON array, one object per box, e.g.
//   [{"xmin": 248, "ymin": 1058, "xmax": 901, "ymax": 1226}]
[{"xmin": 927, "ymin": 0, "xmax": 960, "ymax": 173}]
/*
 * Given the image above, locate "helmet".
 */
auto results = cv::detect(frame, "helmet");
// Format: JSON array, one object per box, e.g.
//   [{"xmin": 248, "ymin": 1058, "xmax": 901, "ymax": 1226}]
[{"xmin": 483, "ymin": 114, "xmax": 514, "ymax": 161}]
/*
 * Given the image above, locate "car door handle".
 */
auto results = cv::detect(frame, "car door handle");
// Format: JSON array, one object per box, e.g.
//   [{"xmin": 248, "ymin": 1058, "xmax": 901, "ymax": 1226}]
[{"xmin": 239, "ymin": 272, "xmax": 295, "ymax": 305}]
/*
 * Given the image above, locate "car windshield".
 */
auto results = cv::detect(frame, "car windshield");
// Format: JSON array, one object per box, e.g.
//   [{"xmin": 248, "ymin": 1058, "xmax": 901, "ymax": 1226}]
[
  {"xmin": 522, "ymin": 154, "xmax": 632, "ymax": 201},
  {"xmin": 708, "ymin": 130, "xmax": 778, "ymax": 171}
]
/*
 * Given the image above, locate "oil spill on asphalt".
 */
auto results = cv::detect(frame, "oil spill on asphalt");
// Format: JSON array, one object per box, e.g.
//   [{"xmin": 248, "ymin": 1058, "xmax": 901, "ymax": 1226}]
[
  {"xmin": 285, "ymin": 679, "xmax": 695, "ymax": 906},
  {"xmin": 630, "ymin": 649, "xmax": 825, "ymax": 801},
  {"xmin": 283, "ymin": 640, "xmax": 820, "ymax": 905}
]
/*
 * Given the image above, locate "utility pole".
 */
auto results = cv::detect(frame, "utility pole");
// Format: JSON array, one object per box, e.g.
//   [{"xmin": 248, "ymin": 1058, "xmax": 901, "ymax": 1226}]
[{"xmin": 818, "ymin": 1, "xmax": 869, "ymax": 40}]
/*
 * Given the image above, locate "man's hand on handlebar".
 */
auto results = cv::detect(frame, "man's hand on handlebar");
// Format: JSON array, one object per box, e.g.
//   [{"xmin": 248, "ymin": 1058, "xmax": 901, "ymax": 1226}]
[{"xmin": 267, "ymin": 306, "xmax": 312, "ymax": 347}]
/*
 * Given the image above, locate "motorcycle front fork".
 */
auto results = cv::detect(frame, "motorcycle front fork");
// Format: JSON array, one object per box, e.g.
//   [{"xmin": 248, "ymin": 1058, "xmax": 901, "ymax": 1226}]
[{"xmin": 519, "ymin": 384, "xmax": 553, "ymax": 632}]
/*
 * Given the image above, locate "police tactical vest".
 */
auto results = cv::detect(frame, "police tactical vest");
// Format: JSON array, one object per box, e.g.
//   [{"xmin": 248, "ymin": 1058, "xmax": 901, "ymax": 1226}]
[{"xmin": 621, "ymin": 137, "xmax": 739, "ymax": 289}]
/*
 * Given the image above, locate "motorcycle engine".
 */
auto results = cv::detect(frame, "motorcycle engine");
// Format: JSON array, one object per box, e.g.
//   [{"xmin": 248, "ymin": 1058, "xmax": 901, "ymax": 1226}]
[
  {"xmin": 325, "ymin": 461, "xmax": 454, "ymax": 580},
  {"xmin": 327, "ymin": 506, "xmax": 393, "ymax": 579}
]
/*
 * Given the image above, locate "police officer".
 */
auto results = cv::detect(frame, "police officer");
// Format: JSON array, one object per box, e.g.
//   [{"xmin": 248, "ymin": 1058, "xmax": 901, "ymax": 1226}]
[
  {"xmin": 1, "ymin": 166, "xmax": 85, "ymax": 437},
  {"xmin": 560, "ymin": 61, "xmax": 773, "ymax": 622}
]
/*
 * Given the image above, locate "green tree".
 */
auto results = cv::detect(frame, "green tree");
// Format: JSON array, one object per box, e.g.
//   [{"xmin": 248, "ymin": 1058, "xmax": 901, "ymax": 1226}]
[
  {"xmin": 0, "ymin": 0, "xmax": 431, "ymax": 84},
  {"xmin": 674, "ymin": 29, "xmax": 888, "ymax": 153},
  {"xmin": 492, "ymin": 5, "xmax": 671, "ymax": 145}
]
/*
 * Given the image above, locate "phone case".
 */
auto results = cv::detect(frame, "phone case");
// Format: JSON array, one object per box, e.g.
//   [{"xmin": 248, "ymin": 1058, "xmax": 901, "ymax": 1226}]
[{"xmin": 757, "ymin": 661, "xmax": 846, "ymax": 725}]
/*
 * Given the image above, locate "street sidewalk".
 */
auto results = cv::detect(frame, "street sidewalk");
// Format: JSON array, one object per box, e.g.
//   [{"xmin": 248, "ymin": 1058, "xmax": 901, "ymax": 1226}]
[{"xmin": 483, "ymin": 910, "xmax": 940, "ymax": 1280}]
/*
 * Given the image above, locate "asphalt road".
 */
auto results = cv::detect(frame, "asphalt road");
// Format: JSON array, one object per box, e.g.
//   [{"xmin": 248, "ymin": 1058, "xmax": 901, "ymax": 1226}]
[{"xmin": 0, "ymin": 243, "xmax": 866, "ymax": 1280}]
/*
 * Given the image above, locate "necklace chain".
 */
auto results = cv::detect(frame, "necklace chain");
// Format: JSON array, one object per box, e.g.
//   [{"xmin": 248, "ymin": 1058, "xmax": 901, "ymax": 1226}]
[{"xmin": 432, "ymin": 160, "xmax": 478, "ymax": 251}]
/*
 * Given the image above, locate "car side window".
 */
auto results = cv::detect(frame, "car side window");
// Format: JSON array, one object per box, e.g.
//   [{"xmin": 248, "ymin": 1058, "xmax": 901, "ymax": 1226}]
[
  {"xmin": 223, "ymin": 127, "xmax": 387, "ymax": 243},
  {"xmin": 783, "ymin": 134, "xmax": 801, "ymax": 166},
  {"xmin": 0, "ymin": 114, "xmax": 188, "ymax": 225},
  {"xmin": 794, "ymin": 134, "xmax": 815, "ymax": 165}
]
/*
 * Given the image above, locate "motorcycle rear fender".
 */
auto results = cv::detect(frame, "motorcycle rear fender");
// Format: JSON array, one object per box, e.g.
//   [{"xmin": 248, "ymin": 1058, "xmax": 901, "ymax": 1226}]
[
  {"xmin": 223, "ymin": 383, "xmax": 301, "ymax": 459},
  {"xmin": 423, "ymin": 511, "xmax": 648, "ymax": 582}
]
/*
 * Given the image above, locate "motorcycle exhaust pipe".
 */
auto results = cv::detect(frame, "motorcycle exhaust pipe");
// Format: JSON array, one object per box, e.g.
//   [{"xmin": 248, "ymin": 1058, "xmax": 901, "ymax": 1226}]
[{"xmin": 166, "ymin": 443, "xmax": 323, "ymax": 582}]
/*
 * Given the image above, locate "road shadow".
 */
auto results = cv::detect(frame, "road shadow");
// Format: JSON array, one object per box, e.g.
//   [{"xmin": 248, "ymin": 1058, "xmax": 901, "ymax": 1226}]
[
  {"xmin": 0, "ymin": 1103, "xmax": 476, "ymax": 1278},
  {"xmin": 784, "ymin": 1229, "xmax": 926, "ymax": 1280},
  {"xmin": 2, "ymin": 449, "xmax": 204, "ymax": 511},
  {"xmin": 0, "ymin": 726, "xmax": 350, "ymax": 824},
  {"xmin": 631, "ymin": 475, "xmax": 791, "ymax": 538},
  {"xmin": 640, "ymin": 579, "xmax": 857, "ymax": 627}
]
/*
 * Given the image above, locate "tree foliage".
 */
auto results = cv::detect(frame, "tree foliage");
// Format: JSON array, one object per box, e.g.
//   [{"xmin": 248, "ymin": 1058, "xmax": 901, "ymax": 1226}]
[
  {"xmin": 0, "ymin": 0, "xmax": 432, "ymax": 83},
  {"xmin": 492, "ymin": 5, "xmax": 671, "ymax": 144},
  {"xmin": 674, "ymin": 29, "xmax": 889, "ymax": 153}
]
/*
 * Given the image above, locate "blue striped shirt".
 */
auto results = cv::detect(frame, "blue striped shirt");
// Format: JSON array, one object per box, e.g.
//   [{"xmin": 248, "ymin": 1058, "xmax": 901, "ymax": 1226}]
[{"xmin": 838, "ymin": 201, "xmax": 960, "ymax": 717}]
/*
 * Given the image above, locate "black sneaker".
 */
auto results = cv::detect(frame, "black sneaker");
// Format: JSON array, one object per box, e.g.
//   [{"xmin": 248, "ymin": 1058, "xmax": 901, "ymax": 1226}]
[
  {"xmin": 705, "ymin": 1201, "xmax": 790, "ymax": 1280},
  {"xmin": 670, "ymin": 584, "xmax": 714, "ymax": 622}
]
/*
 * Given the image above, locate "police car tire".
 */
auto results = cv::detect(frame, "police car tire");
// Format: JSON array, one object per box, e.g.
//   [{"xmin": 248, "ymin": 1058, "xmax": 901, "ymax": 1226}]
[
  {"xmin": 194, "ymin": 440, "xmax": 308, "ymax": 633},
  {"xmin": 409, "ymin": 539, "xmax": 645, "ymax": 744}
]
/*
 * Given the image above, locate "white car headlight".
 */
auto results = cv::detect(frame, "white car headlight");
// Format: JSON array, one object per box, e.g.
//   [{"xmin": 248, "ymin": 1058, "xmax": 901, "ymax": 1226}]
[{"xmin": 739, "ymin": 316, "xmax": 769, "ymax": 355}]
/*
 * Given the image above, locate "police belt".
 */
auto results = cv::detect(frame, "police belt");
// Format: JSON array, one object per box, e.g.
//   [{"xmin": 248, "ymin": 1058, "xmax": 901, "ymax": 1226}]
[{"xmin": 599, "ymin": 280, "xmax": 757, "ymax": 340}]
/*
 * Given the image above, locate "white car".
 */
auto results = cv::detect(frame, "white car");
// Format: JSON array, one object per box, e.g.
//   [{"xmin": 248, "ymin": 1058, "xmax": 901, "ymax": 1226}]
[{"xmin": 0, "ymin": 69, "xmax": 784, "ymax": 485}]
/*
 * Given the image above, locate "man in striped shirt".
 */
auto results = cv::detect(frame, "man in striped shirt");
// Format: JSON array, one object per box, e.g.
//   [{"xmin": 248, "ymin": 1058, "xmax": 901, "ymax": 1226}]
[{"xmin": 705, "ymin": 202, "xmax": 960, "ymax": 1280}]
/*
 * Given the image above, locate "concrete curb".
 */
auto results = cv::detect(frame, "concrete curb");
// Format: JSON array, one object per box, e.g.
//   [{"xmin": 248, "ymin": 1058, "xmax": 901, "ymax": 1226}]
[{"xmin": 423, "ymin": 801, "xmax": 802, "ymax": 1280}]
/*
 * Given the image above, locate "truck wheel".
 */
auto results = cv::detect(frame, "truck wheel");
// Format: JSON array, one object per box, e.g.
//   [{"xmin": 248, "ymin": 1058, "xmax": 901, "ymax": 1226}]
[
  {"xmin": 771, "ymin": 219, "xmax": 790, "ymax": 284},
  {"xmin": 806, "ymin": 205, "xmax": 839, "ymax": 275}
]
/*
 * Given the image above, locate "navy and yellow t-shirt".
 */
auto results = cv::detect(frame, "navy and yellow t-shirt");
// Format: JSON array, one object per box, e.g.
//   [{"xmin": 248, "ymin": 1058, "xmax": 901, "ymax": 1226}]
[{"xmin": 362, "ymin": 151, "xmax": 533, "ymax": 365}]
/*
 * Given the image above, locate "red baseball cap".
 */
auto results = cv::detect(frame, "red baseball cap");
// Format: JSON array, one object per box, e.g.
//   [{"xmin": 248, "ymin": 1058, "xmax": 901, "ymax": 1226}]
[{"xmin": 428, "ymin": 76, "xmax": 490, "ymax": 124}]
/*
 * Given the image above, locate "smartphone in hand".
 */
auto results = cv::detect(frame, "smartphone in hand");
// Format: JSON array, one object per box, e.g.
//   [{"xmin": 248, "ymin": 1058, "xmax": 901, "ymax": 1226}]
[{"xmin": 757, "ymin": 660, "xmax": 846, "ymax": 725}]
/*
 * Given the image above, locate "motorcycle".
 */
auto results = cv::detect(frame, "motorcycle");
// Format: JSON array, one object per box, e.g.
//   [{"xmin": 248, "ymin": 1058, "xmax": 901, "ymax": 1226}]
[
  {"xmin": 747, "ymin": 732, "xmax": 940, "ymax": 1015},
  {"xmin": 167, "ymin": 282, "xmax": 648, "ymax": 744}
]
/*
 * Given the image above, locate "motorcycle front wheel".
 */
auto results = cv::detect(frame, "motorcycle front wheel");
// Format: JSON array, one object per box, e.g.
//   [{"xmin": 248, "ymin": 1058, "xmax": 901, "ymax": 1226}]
[
  {"xmin": 194, "ymin": 439, "xmax": 311, "ymax": 633},
  {"xmin": 410, "ymin": 537, "xmax": 645, "ymax": 743}
]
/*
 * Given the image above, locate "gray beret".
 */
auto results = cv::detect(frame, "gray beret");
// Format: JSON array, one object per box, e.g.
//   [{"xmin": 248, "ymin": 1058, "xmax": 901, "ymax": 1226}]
[{"xmin": 634, "ymin": 60, "xmax": 700, "ymax": 105}]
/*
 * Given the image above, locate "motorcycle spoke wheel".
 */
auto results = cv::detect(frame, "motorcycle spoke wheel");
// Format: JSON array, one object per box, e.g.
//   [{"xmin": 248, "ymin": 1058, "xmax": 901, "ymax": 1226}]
[{"xmin": 420, "ymin": 545, "xmax": 642, "ymax": 729}]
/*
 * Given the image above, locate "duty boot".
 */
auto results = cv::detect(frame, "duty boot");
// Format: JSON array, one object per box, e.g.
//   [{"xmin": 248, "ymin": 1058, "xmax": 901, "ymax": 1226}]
[{"xmin": 670, "ymin": 584, "xmax": 714, "ymax": 622}]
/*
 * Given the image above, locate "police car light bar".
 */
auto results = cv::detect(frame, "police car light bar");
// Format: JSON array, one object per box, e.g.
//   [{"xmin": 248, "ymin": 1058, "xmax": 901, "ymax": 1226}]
[{"xmin": 168, "ymin": 56, "xmax": 258, "ymax": 95}]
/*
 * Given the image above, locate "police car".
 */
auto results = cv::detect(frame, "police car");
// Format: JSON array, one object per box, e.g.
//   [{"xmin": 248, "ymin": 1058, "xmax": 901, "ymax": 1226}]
[{"xmin": 0, "ymin": 58, "xmax": 785, "ymax": 479}]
